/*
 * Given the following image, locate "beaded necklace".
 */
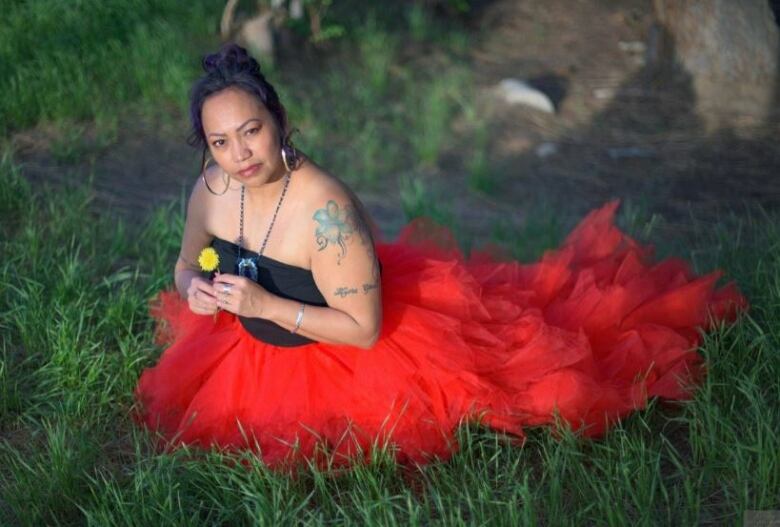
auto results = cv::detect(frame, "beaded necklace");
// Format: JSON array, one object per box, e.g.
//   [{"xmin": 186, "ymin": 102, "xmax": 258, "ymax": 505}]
[{"xmin": 236, "ymin": 172, "xmax": 291, "ymax": 281}]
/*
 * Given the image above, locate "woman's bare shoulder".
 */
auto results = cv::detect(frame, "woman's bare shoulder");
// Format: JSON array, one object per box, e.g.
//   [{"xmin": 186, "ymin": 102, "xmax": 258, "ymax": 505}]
[
  {"xmin": 294, "ymin": 158, "xmax": 353, "ymax": 205},
  {"xmin": 191, "ymin": 164, "xmax": 230, "ymax": 203},
  {"xmin": 186, "ymin": 164, "xmax": 233, "ymax": 233},
  {"xmin": 293, "ymin": 158, "xmax": 378, "ymax": 238}
]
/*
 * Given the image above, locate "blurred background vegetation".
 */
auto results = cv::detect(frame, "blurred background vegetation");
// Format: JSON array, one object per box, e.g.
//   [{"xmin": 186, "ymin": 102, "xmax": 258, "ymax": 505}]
[
  {"xmin": 3, "ymin": 0, "xmax": 491, "ymax": 239},
  {"xmin": 3, "ymin": 0, "xmax": 779, "ymax": 245},
  {"xmin": 1, "ymin": 1, "xmax": 779, "ymax": 524},
  {"xmin": 4, "ymin": 0, "xmax": 779, "ymax": 249}
]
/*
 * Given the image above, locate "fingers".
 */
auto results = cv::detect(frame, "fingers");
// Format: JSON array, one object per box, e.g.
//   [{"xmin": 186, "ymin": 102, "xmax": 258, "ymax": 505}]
[
  {"xmin": 207, "ymin": 274, "xmax": 262, "ymax": 317},
  {"xmin": 187, "ymin": 276, "xmax": 218, "ymax": 315},
  {"xmin": 214, "ymin": 281, "xmax": 232, "ymax": 297},
  {"xmin": 191, "ymin": 277, "xmax": 217, "ymax": 299},
  {"xmin": 189, "ymin": 292, "xmax": 217, "ymax": 314},
  {"xmin": 213, "ymin": 274, "xmax": 243, "ymax": 287},
  {"xmin": 215, "ymin": 285, "xmax": 237, "ymax": 312},
  {"xmin": 212, "ymin": 274, "xmax": 241, "ymax": 312}
]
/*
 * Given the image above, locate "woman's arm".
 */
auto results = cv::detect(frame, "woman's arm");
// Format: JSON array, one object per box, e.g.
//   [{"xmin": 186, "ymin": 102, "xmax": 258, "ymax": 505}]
[
  {"xmin": 271, "ymin": 193, "xmax": 382, "ymax": 348},
  {"xmin": 262, "ymin": 294, "xmax": 380, "ymax": 349},
  {"xmin": 174, "ymin": 177, "xmax": 219, "ymax": 313}
]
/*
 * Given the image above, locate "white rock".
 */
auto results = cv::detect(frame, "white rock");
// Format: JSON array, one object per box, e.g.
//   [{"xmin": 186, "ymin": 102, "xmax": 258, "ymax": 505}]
[
  {"xmin": 535, "ymin": 142, "xmax": 558, "ymax": 158},
  {"xmin": 496, "ymin": 79, "xmax": 555, "ymax": 114},
  {"xmin": 593, "ymin": 87, "xmax": 615, "ymax": 100}
]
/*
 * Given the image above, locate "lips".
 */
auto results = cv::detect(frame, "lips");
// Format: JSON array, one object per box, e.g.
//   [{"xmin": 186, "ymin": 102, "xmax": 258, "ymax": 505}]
[{"xmin": 238, "ymin": 163, "xmax": 262, "ymax": 177}]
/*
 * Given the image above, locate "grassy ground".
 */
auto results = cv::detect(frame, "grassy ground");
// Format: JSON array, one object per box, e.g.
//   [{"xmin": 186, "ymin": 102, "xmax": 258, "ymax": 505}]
[
  {"xmin": 1, "ymin": 152, "xmax": 778, "ymax": 526},
  {"xmin": 0, "ymin": 0, "xmax": 224, "ymax": 136},
  {"xmin": 1, "ymin": 0, "xmax": 779, "ymax": 524},
  {"xmin": 5, "ymin": 0, "xmax": 493, "ymax": 237}
]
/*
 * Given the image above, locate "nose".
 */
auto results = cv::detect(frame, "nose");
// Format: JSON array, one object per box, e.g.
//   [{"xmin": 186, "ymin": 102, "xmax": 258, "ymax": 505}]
[{"xmin": 230, "ymin": 137, "xmax": 252, "ymax": 164}]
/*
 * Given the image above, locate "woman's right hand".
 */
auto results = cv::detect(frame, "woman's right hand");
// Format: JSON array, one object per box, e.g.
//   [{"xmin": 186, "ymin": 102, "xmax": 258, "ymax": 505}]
[{"xmin": 186, "ymin": 276, "xmax": 218, "ymax": 315}]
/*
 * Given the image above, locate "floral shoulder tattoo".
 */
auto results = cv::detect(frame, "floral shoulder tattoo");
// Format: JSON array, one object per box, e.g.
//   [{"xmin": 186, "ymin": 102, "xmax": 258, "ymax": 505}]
[
  {"xmin": 312, "ymin": 199, "xmax": 381, "ymax": 295},
  {"xmin": 313, "ymin": 200, "xmax": 369, "ymax": 265}
]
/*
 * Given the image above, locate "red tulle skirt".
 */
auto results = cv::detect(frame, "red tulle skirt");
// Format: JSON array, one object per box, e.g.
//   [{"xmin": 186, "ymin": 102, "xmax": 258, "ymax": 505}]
[{"xmin": 134, "ymin": 202, "xmax": 746, "ymax": 470}]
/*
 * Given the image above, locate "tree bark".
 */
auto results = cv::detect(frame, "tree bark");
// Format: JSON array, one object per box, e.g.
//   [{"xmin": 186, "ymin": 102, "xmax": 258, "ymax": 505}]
[{"xmin": 654, "ymin": 0, "xmax": 779, "ymax": 132}]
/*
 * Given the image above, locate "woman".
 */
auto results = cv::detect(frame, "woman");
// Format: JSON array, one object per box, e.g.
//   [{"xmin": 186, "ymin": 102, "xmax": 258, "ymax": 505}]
[{"xmin": 135, "ymin": 43, "xmax": 746, "ymax": 471}]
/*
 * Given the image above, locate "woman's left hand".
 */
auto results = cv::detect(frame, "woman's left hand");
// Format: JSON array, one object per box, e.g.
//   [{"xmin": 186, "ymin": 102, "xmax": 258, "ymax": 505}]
[{"xmin": 212, "ymin": 273, "xmax": 270, "ymax": 319}]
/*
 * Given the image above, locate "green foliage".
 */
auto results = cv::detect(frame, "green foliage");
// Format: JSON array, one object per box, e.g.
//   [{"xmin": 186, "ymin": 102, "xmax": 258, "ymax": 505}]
[
  {"xmin": 267, "ymin": 4, "xmax": 481, "ymax": 189},
  {"xmin": 466, "ymin": 120, "xmax": 494, "ymax": 194},
  {"xmin": 1, "ymin": 1, "xmax": 778, "ymax": 524},
  {"xmin": 280, "ymin": 0, "xmax": 346, "ymax": 45},
  {"xmin": 399, "ymin": 175, "xmax": 453, "ymax": 227},
  {"xmin": 442, "ymin": 0, "xmax": 472, "ymax": 13},
  {"xmin": 1, "ymin": 147, "xmax": 779, "ymax": 525},
  {"xmin": 0, "ymin": 0, "xmax": 222, "ymax": 135},
  {"xmin": 357, "ymin": 16, "xmax": 399, "ymax": 96},
  {"xmin": 409, "ymin": 72, "xmax": 459, "ymax": 167},
  {"xmin": 1, "ymin": 419, "xmax": 99, "ymax": 525},
  {"xmin": 489, "ymin": 202, "xmax": 565, "ymax": 262},
  {"xmin": 406, "ymin": 3, "xmax": 432, "ymax": 42},
  {"xmin": 0, "ymin": 152, "xmax": 30, "ymax": 235}
]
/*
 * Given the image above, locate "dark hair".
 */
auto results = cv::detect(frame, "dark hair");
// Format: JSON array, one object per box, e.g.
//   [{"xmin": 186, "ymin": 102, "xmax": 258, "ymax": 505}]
[{"xmin": 188, "ymin": 43, "xmax": 289, "ymax": 151}]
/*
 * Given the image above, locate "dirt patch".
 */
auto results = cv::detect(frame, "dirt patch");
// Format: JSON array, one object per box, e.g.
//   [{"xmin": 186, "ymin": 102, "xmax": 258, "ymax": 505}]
[
  {"xmin": 12, "ymin": 117, "xmax": 200, "ymax": 218},
  {"xmin": 466, "ymin": 0, "xmax": 780, "ymax": 226},
  {"xmin": 10, "ymin": 0, "xmax": 780, "ymax": 243}
]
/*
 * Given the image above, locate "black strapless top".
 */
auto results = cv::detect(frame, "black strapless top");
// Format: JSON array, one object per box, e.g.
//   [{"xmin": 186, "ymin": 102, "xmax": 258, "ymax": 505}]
[{"xmin": 211, "ymin": 238, "xmax": 327, "ymax": 347}]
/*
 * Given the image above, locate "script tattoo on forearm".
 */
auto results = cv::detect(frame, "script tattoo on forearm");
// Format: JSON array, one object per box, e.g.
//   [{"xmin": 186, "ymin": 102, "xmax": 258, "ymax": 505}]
[
  {"xmin": 334, "ymin": 286, "xmax": 358, "ymax": 298},
  {"xmin": 362, "ymin": 282, "xmax": 379, "ymax": 294}
]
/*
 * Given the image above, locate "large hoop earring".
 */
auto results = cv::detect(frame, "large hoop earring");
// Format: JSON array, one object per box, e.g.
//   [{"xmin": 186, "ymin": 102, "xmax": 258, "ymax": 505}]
[
  {"xmin": 201, "ymin": 154, "xmax": 230, "ymax": 196},
  {"xmin": 281, "ymin": 142, "xmax": 299, "ymax": 173}
]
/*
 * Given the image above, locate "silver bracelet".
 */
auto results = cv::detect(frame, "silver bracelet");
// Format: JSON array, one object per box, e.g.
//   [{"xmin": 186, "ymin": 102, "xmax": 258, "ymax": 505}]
[{"xmin": 290, "ymin": 302, "xmax": 305, "ymax": 334}]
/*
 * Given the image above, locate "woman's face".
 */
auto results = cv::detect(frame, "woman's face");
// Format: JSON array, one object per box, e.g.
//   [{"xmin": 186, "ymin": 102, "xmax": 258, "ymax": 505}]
[{"xmin": 201, "ymin": 87, "xmax": 285, "ymax": 187}]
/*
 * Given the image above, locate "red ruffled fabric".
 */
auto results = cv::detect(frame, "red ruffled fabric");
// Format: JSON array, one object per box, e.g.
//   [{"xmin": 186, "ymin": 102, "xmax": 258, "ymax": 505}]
[{"xmin": 134, "ymin": 201, "xmax": 746, "ymax": 470}]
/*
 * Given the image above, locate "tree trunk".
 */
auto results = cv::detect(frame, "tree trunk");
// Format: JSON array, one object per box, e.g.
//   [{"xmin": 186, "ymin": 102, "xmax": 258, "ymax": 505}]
[{"xmin": 653, "ymin": 0, "xmax": 779, "ymax": 133}]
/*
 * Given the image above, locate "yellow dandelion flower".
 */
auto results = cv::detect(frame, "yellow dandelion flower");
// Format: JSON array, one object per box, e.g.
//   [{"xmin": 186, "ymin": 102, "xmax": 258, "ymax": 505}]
[{"xmin": 198, "ymin": 247, "xmax": 220, "ymax": 272}]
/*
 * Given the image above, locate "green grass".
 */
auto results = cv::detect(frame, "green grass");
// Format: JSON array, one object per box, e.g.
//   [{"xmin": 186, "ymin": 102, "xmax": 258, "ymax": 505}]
[
  {"xmin": 0, "ymin": 0, "xmax": 223, "ymax": 136},
  {"xmin": 1, "ymin": 1, "xmax": 777, "ymax": 524},
  {"xmin": 272, "ymin": 10, "xmax": 480, "ymax": 188},
  {"xmin": 1, "ymin": 152, "xmax": 778, "ymax": 525},
  {"xmin": 399, "ymin": 174, "xmax": 455, "ymax": 227},
  {"xmin": 466, "ymin": 119, "xmax": 495, "ymax": 194},
  {"xmin": 283, "ymin": 58, "xmax": 471, "ymax": 186},
  {"xmin": 1, "ymin": 0, "xmax": 487, "ymax": 193}
]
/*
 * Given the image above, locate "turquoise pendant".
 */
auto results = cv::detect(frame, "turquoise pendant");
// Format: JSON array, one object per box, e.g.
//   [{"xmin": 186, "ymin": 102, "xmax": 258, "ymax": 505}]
[{"xmin": 237, "ymin": 257, "xmax": 258, "ymax": 281}]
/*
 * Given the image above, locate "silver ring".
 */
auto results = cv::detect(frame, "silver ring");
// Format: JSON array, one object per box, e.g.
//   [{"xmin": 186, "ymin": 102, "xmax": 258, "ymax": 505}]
[{"xmin": 221, "ymin": 284, "xmax": 233, "ymax": 294}]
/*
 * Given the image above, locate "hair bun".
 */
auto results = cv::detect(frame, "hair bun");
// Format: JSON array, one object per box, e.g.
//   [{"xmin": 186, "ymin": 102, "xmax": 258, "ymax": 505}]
[
  {"xmin": 202, "ymin": 43, "xmax": 261, "ymax": 76},
  {"xmin": 189, "ymin": 42, "xmax": 287, "ymax": 151}
]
